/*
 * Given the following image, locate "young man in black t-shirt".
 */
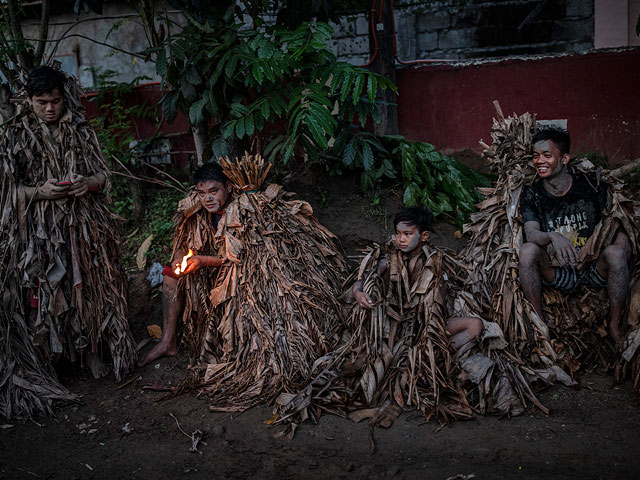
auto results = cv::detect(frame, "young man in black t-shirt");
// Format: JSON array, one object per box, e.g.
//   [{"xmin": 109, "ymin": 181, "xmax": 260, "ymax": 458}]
[{"xmin": 518, "ymin": 128, "xmax": 631, "ymax": 346}]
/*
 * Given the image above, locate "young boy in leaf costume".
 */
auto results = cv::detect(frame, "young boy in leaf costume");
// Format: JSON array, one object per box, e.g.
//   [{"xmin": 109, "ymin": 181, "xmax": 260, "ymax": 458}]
[
  {"xmin": 138, "ymin": 162, "xmax": 232, "ymax": 366},
  {"xmin": 275, "ymin": 206, "xmax": 541, "ymax": 429},
  {"xmin": 0, "ymin": 65, "xmax": 137, "ymax": 418},
  {"xmin": 352, "ymin": 207, "xmax": 483, "ymax": 349},
  {"xmin": 519, "ymin": 128, "xmax": 632, "ymax": 347}
]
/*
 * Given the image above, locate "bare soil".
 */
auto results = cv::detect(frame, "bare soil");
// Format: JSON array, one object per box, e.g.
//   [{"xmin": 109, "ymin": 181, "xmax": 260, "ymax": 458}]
[{"xmin": 2, "ymin": 169, "xmax": 639, "ymax": 480}]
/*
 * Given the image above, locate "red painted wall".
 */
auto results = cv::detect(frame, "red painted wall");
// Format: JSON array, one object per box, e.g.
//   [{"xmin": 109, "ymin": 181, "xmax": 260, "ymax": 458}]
[
  {"xmin": 396, "ymin": 48, "xmax": 640, "ymax": 166},
  {"xmin": 82, "ymin": 83, "xmax": 194, "ymax": 169}
]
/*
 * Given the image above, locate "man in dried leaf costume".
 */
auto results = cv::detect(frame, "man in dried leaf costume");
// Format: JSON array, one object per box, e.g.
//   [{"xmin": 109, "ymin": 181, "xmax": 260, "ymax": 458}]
[
  {"xmin": 518, "ymin": 127, "xmax": 631, "ymax": 347},
  {"xmin": 0, "ymin": 66, "xmax": 137, "ymax": 418},
  {"xmin": 138, "ymin": 162, "xmax": 232, "ymax": 366},
  {"xmin": 142, "ymin": 156, "xmax": 349, "ymax": 412},
  {"xmin": 461, "ymin": 103, "xmax": 640, "ymax": 391}
]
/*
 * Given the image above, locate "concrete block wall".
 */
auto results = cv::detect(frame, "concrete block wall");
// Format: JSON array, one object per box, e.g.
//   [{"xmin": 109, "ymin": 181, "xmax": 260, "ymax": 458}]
[{"xmin": 331, "ymin": 0, "xmax": 595, "ymax": 64}]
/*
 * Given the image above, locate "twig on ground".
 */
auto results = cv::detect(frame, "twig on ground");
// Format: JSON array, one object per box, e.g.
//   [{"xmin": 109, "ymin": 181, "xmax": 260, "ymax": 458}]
[
  {"xmin": 141, "ymin": 384, "xmax": 174, "ymax": 392},
  {"xmin": 116, "ymin": 375, "xmax": 142, "ymax": 390},
  {"xmin": 169, "ymin": 413, "xmax": 207, "ymax": 454}
]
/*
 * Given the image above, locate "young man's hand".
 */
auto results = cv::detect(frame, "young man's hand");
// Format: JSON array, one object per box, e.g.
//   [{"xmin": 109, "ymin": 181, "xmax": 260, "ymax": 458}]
[
  {"xmin": 549, "ymin": 232, "xmax": 578, "ymax": 266},
  {"xmin": 33, "ymin": 178, "xmax": 70, "ymax": 200},
  {"xmin": 68, "ymin": 173, "xmax": 89, "ymax": 196},
  {"xmin": 354, "ymin": 291, "xmax": 375, "ymax": 309},
  {"xmin": 181, "ymin": 256, "xmax": 207, "ymax": 275},
  {"xmin": 181, "ymin": 255, "xmax": 223, "ymax": 275}
]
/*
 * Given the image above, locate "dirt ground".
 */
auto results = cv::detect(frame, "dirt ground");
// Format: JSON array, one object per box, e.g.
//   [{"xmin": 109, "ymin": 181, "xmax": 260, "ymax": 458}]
[{"xmin": 2, "ymin": 169, "xmax": 640, "ymax": 480}]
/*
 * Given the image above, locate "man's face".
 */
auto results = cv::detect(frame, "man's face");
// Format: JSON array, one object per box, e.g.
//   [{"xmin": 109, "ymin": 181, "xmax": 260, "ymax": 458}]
[
  {"xmin": 532, "ymin": 139, "xmax": 570, "ymax": 179},
  {"xmin": 195, "ymin": 179, "xmax": 231, "ymax": 213},
  {"xmin": 395, "ymin": 221, "xmax": 429, "ymax": 254},
  {"xmin": 29, "ymin": 89, "xmax": 64, "ymax": 124}
]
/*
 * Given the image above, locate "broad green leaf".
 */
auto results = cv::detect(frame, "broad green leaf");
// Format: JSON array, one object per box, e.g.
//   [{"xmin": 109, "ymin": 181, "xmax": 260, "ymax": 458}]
[
  {"xmin": 340, "ymin": 71, "xmax": 355, "ymax": 103},
  {"xmin": 189, "ymin": 98, "xmax": 206, "ymax": 125},
  {"xmin": 244, "ymin": 114, "xmax": 255, "ymax": 137},
  {"xmin": 352, "ymin": 73, "xmax": 365, "ymax": 105},
  {"xmin": 343, "ymin": 140, "xmax": 356, "ymax": 167},
  {"xmin": 161, "ymin": 91, "xmax": 179, "ymax": 123},
  {"xmin": 222, "ymin": 121, "xmax": 236, "ymax": 139},
  {"xmin": 362, "ymin": 142, "xmax": 374, "ymax": 171},
  {"xmin": 156, "ymin": 49, "xmax": 167, "ymax": 77},
  {"xmin": 235, "ymin": 117, "xmax": 245, "ymax": 138},
  {"xmin": 186, "ymin": 66, "xmax": 201, "ymax": 86},
  {"xmin": 367, "ymin": 74, "xmax": 377, "ymax": 105}
]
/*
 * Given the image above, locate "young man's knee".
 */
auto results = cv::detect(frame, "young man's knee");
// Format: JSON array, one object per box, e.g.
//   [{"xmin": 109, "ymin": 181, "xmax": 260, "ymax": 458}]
[
  {"xmin": 602, "ymin": 244, "xmax": 628, "ymax": 268},
  {"xmin": 468, "ymin": 317, "xmax": 484, "ymax": 339},
  {"xmin": 519, "ymin": 242, "xmax": 543, "ymax": 267},
  {"xmin": 163, "ymin": 274, "xmax": 178, "ymax": 290}
]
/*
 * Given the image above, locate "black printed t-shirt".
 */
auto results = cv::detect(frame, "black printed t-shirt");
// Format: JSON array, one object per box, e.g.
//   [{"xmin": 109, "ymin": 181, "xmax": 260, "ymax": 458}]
[{"xmin": 520, "ymin": 174, "xmax": 608, "ymax": 249}]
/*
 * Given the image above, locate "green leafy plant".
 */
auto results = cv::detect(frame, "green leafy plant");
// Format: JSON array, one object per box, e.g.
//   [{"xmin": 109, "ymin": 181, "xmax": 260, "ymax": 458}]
[
  {"xmin": 148, "ymin": 5, "xmax": 395, "ymax": 165},
  {"xmin": 331, "ymin": 130, "xmax": 491, "ymax": 227}
]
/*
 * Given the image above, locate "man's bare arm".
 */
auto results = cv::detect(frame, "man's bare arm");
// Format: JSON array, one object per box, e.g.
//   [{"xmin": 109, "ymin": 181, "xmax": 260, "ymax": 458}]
[
  {"xmin": 524, "ymin": 220, "xmax": 578, "ymax": 266},
  {"xmin": 353, "ymin": 258, "xmax": 389, "ymax": 309},
  {"xmin": 181, "ymin": 255, "xmax": 224, "ymax": 275},
  {"xmin": 24, "ymin": 178, "xmax": 70, "ymax": 201}
]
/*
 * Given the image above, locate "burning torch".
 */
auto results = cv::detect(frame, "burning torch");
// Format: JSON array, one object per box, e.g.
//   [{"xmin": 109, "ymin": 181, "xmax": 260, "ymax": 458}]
[{"xmin": 174, "ymin": 249, "xmax": 194, "ymax": 275}]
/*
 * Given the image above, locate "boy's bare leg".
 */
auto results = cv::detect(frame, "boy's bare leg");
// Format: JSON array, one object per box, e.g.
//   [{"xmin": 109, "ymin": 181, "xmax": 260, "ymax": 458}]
[
  {"xmin": 138, "ymin": 274, "xmax": 183, "ymax": 366},
  {"xmin": 447, "ymin": 316, "xmax": 484, "ymax": 350},
  {"xmin": 597, "ymin": 233, "xmax": 631, "ymax": 345},
  {"xmin": 519, "ymin": 242, "xmax": 556, "ymax": 318}
]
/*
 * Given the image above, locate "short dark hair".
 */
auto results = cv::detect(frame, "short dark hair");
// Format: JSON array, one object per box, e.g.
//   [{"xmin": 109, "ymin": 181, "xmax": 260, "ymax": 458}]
[
  {"xmin": 532, "ymin": 127, "xmax": 571, "ymax": 156},
  {"xmin": 393, "ymin": 206, "xmax": 435, "ymax": 233},
  {"xmin": 26, "ymin": 65, "xmax": 66, "ymax": 98},
  {"xmin": 192, "ymin": 161, "xmax": 230, "ymax": 185}
]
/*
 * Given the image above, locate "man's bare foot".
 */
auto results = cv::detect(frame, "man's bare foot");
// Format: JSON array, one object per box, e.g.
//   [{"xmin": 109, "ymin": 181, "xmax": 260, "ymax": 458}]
[{"xmin": 137, "ymin": 342, "xmax": 178, "ymax": 367}]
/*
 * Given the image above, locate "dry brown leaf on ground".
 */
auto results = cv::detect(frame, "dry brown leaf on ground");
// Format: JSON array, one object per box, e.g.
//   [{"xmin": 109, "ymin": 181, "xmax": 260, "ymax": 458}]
[{"xmin": 136, "ymin": 234, "xmax": 154, "ymax": 270}]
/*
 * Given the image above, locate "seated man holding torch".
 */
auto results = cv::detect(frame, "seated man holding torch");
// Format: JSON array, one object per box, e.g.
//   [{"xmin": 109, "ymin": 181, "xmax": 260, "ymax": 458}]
[{"xmin": 138, "ymin": 162, "xmax": 232, "ymax": 366}]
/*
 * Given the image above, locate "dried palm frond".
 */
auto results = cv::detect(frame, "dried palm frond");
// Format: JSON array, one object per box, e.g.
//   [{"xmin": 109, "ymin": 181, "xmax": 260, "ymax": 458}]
[
  {"xmin": 0, "ymin": 70, "xmax": 137, "ymax": 418},
  {"xmin": 219, "ymin": 152, "xmax": 272, "ymax": 192},
  {"xmin": 459, "ymin": 101, "xmax": 640, "ymax": 386},
  {"xmin": 175, "ymin": 155, "xmax": 348, "ymax": 411}
]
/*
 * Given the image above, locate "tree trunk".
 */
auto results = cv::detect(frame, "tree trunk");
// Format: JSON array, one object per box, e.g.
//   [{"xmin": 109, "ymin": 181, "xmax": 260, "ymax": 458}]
[
  {"xmin": 192, "ymin": 120, "xmax": 209, "ymax": 168},
  {"xmin": 369, "ymin": 0, "xmax": 398, "ymax": 136},
  {"xmin": 130, "ymin": 178, "xmax": 145, "ymax": 224}
]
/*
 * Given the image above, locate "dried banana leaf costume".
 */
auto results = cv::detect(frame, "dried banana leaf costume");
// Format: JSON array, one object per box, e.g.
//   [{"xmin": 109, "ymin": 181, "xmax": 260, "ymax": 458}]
[
  {"xmin": 460, "ymin": 105, "xmax": 640, "ymax": 387},
  {"xmin": 178, "ymin": 183, "xmax": 348, "ymax": 412},
  {"xmin": 275, "ymin": 241, "xmax": 545, "ymax": 431},
  {"xmin": 0, "ymin": 78, "xmax": 137, "ymax": 418}
]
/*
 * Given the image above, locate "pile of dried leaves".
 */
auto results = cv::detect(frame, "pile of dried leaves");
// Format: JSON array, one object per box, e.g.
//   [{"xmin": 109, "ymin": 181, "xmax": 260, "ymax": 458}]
[
  {"xmin": 176, "ymin": 155, "xmax": 349, "ymax": 411},
  {"xmin": 0, "ymin": 73, "xmax": 137, "ymax": 418},
  {"xmin": 460, "ymin": 101, "xmax": 640, "ymax": 388}
]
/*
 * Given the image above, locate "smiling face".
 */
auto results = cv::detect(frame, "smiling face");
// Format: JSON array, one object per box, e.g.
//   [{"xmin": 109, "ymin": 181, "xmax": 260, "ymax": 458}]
[
  {"xmin": 394, "ymin": 221, "xmax": 430, "ymax": 254},
  {"xmin": 532, "ymin": 139, "xmax": 570, "ymax": 179},
  {"xmin": 195, "ymin": 179, "xmax": 231, "ymax": 213},
  {"xmin": 29, "ymin": 89, "xmax": 64, "ymax": 124}
]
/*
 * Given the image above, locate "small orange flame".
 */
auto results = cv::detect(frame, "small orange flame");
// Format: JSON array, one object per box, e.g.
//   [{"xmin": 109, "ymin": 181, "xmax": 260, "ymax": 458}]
[{"xmin": 174, "ymin": 249, "xmax": 194, "ymax": 275}]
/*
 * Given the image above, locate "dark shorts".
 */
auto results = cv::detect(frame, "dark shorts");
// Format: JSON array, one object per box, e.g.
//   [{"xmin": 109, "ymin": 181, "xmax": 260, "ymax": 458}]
[{"xmin": 542, "ymin": 262, "xmax": 607, "ymax": 292}]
